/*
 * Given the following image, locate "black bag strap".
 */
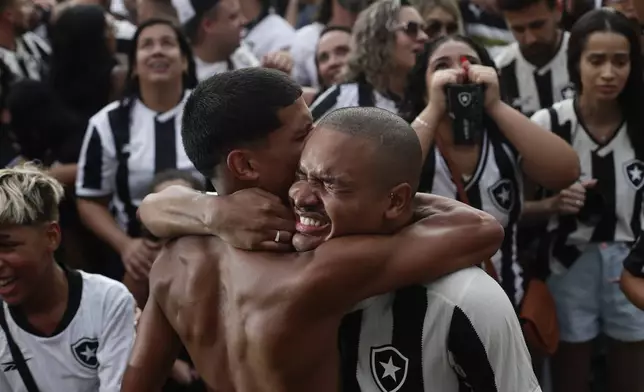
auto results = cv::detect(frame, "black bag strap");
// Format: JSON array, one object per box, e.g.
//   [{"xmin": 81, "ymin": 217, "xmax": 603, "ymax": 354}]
[{"xmin": 0, "ymin": 303, "xmax": 40, "ymax": 392}]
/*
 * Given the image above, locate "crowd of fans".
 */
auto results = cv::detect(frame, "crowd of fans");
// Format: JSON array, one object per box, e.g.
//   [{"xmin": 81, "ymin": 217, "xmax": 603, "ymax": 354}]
[{"xmin": 1, "ymin": 0, "xmax": 644, "ymax": 389}]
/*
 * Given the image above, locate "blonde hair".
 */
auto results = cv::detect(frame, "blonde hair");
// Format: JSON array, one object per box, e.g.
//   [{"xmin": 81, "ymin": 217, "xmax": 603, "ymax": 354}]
[
  {"xmin": 344, "ymin": 0, "xmax": 403, "ymax": 92},
  {"xmin": 411, "ymin": 0, "xmax": 463, "ymax": 34},
  {"xmin": 0, "ymin": 163, "xmax": 64, "ymax": 226}
]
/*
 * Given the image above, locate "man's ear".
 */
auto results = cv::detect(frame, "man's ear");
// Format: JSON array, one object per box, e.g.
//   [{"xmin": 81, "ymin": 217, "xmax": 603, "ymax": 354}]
[
  {"xmin": 226, "ymin": 149, "xmax": 260, "ymax": 182},
  {"xmin": 44, "ymin": 221, "xmax": 62, "ymax": 253},
  {"xmin": 384, "ymin": 183, "xmax": 413, "ymax": 220}
]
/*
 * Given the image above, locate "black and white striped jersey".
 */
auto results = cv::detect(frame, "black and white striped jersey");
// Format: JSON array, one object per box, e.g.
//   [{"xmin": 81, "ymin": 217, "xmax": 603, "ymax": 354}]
[
  {"xmin": 243, "ymin": 10, "xmax": 295, "ymax": 59},
  {"xmin": 419, "ymin": 131, "xmax": 525, "ymax": 305},
  {"xmin": 0, "ymin": 32, "xmax": 50, "ymax": 82},
  {"xmin": 309, "ymin": 82, "xmax": 399, "ymax": 122},
  {"xmin": 75, "ymin": 92, "xmax": 204, "ymax": 237},
  {"xmin": 531, "ymin": 98, "xmax": 644, "ymax": 273},
  {"xmin": 339, "ymin": 267, "xmax": 541, "ymax": 392},
  {"xmin": 495, "ymin": 31, "xmax": 574, "ymax": 118}
]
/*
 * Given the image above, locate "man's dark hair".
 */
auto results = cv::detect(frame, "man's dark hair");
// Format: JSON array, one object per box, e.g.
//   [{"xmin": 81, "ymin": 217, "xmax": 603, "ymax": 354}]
[
  {"xmin": 182, "ymin": 68, "xmax": 303, "ymax": 179},
  {"xmin": 317, "ymin": 107, "xmax": 422, "ymax": 192},
  {"xmin": 497, "ymin": 0, "xmax": 555, "ymax": 12}
]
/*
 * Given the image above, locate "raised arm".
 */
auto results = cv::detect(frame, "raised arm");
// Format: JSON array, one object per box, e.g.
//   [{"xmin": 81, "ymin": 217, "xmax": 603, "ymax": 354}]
[
  {"xmin": 298, "ymin": 194, "xmax": 504, "ymax": 314},
  {"xmin": 138, "ymin": 186, "xmax": 295, "ymax": 251},
  {"xmin": 120, "ymin": 294, "xmax": 181, "ymax": 392}
]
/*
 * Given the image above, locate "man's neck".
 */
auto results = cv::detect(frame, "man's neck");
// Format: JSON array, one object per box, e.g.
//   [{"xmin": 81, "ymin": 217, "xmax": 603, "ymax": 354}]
[
  {"xmin": 20, "ymin": 261, "xmax": 68, "ymax": 315},
  {"xmin": 139, "ymin": 81, "xmax": 184, "ymax": 113},
  {"xmin": 328, "ymin": 1, "xmax": 354, "ymax": 27},
  {"xmin": 0, "ymin": 26, "xmax": 17, "ymax": 51},
  {"xmin": 241, "ymin": 0, "xmax": 263, "ymax": 25},
  {"xmin": 522, "ymin": 29, "xmax": 562, "ymax": 68},
  {"xmin": 193, "ymin": 42, "xmax": 232, "ymax": 64}
]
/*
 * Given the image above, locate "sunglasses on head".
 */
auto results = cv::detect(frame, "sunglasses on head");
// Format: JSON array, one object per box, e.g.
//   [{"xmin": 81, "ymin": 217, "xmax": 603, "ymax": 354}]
[{"xmin": 425, "ymin": 19, "xmax": 459, "ymax": 38}]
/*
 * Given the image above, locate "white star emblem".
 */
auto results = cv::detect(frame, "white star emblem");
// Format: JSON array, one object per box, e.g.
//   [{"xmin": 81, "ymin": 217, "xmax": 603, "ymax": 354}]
[
  {"xmin": 80, "ymin": 346, "xmax": 96, "ymax": 361},
  {"xmin": 380, "ymin": 357, "xmax": 401, "ymax": 381},
  {"xmin": 630, "ymin": 166, "xmax": 643, "ymax": 182},
  {"xmin": 496, "ymin": 187, "xmax": 510, "ymax": 203}
]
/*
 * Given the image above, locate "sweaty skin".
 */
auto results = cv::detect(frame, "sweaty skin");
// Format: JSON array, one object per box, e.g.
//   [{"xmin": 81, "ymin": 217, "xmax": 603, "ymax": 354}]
[{"xmin": 130, "ymin": 195, "xmax": 503, "ymax": 392}]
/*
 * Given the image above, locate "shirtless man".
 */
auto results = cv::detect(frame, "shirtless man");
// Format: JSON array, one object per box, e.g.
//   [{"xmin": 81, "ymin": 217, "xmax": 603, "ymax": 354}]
[{"xmin": 121, "ymin": 68, "xmax": 503, "ymax": 391}]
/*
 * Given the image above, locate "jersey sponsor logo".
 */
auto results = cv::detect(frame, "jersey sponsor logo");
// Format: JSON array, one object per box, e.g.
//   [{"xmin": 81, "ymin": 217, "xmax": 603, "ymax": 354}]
[
  {"xmin": 71, "ymin": 337, "xmax": 99, "ymax": 369},
  {"xmin": 488, "ymin": 178, "xmax": 515, "ymax": 212},
  {"xmin": 1, "ymin": 357, "xmax": 31, "ymax": 373},
  {"xmin": 623, "ymin": 159, "xmax": 644, "ymax": 190},
  {"xmin": 370, "ymin": 345, "xmax": 409, "ymax": 392}
]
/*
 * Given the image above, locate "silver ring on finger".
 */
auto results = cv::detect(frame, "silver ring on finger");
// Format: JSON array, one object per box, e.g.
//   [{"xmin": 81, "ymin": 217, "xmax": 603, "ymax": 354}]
[
  {"xmin": 576, "ymin": 200, "xmax": 583, "ymax": 206},
  {"xmin": 274, "ymin": 230, "xmax": 281, "ymax": 243}
]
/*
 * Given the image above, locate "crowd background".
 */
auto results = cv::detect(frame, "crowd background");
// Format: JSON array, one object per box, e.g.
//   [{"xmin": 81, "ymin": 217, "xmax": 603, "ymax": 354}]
[{"xmin": 1, "ymin": 0, "xmax": 644, "ymax": 389}]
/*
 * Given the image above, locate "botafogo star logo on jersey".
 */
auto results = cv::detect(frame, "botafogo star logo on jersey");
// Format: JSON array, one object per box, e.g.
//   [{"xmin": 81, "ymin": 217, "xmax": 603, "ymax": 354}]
[
  {"xmin": 624, "ymin": 159, "xmax": 644, "ymax": 190},
  {"xmin": 370, "ymin": 345, "xmax": 409, "ymax": 392},
  {"xmin": 71, "ymin": 337, "xmax": 99, "ymax": 369}
]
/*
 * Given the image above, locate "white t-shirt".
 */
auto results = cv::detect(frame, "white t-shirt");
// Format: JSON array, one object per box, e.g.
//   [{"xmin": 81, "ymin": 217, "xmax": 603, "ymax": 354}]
[
  {"xmin": 195, "ymin": 44, "xmax": 260, "ymax": 82},
  {"xmin": 0, "ymin": 268, "xmax": 136, "ymax": 391},
  {"xmin": 243, "ymin": 12, "xmax": 295, "ymax": 59},
  {"xmin": 290, "ymin": 22, "xmax": 324, "ymax": 87}
]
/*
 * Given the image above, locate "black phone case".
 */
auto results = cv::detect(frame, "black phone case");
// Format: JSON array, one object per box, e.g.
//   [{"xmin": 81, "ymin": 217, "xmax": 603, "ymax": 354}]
[{"xmin": 445, "ymin": 84, "xmax": 485, "ymax": 145}]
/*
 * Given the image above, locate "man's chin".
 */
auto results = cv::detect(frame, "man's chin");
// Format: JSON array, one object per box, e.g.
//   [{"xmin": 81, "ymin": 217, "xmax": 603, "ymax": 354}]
[{"xmin": 292, "ymin": 233, "xmax": 326, "ymax": 252}]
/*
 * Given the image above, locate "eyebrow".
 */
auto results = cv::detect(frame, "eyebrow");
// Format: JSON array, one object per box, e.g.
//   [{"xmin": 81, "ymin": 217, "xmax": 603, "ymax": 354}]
[{"xmin": 297, "ymin": 166, "xmax": 351, "ymax": 185}]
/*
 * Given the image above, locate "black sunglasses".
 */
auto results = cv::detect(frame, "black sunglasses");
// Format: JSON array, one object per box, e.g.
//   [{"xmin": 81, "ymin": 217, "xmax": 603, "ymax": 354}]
[
  {"xmin": 425, "ymin": 19, "xmax": 459, "ymax": 38},
  {"xmin": 395, "ymin": 21, "xmax": 427, "ymax": 37}
]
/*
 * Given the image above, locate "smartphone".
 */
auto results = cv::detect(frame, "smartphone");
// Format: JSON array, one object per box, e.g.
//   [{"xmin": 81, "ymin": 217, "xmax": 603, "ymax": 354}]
[{"xmin": 445, "ymin": 83, "xmax": 485, "ymax": 145}]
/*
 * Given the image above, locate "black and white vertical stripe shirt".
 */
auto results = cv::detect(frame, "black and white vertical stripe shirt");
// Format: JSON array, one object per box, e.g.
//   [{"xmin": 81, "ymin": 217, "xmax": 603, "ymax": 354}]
[
  {"xmin": 309, "ymin": 82, "xmax": 399, "ymax": 122},
  {"xmin": 495, "ymin": 31, "xmax": 574, "ymax": 117},
  {"xmin": 532, "ymin": 99, "xmax": 644, "ymax": 274},
  {"xmin": 419, "ymin": 131, "xmax": 525, "ymax": 306},
  {"xmin": 339, "ymin": 267, "xmax": 541, "ymax": 392},
  {"xmin": 0, "ymin": 32, "xmax": 50, "ymax": 82},
  {"xmin": 75, "ymin": 92, "xmax": 203, "ymax": 237}
]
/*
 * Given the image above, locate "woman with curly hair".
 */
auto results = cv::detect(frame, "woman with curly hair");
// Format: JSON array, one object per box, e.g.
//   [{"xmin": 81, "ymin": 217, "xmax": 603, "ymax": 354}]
[{"xmin": 309, "ymin": 0, "xmax": 428, "ymax": 121}]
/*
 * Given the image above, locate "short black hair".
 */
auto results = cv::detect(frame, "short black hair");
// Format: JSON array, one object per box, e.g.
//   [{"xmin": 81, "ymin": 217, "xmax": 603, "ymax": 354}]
[
  {"xmin": 182, "ymin": 68, "xmax": 303, "ymax": 179},
  {"xmin": 497, "ymin": 0, "xmax": 555, "ymax": 12},
  {"xmin": 317, "ymin": 107, "xmax": 422, "ymax": 192}
]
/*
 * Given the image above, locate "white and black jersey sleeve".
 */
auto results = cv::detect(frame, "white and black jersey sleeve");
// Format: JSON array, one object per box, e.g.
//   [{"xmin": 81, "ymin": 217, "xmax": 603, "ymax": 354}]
[
  {"xmin": 96, "ymin": 278, "xmax": 136, "ymax": 391},
  {"xmin": 75, "ymin": 102, "xmax": 120, "ymax": 198},
  {"xmin": 444, "ymin": 270, "xmax": 541, "ymax": 392}
]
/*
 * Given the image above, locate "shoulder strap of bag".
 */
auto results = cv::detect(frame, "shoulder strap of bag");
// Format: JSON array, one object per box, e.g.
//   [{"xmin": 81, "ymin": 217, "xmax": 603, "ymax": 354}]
[
  {"xmin": 0, "ymin": 303, "xmax": 40, "ymax": 392},
  {"xmin": 434, "ymin": 133, "xmax": 500, "ymax": 282}
]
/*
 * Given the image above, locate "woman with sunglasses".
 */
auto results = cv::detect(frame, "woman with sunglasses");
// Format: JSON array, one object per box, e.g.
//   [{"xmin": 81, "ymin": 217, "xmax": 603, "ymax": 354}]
[
  {"xmin": 309, "ymin": 0, "xmax": 428, "ymax": 121},
  {"xmin": 411, "ymin": 0, "xmax": 463, "ymax": 40},
  {"xmin": 400, "ymin": 35, "xmax": 579, "ymax": 309},
  {"xmin": 528, "ymin": 9, "xmax": 644, "ymax": 392}
]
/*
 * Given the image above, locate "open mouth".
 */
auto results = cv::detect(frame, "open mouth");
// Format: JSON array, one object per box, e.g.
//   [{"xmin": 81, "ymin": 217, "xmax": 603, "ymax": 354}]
[
  {"xmin": 295, "ymin": 214, "xmax": 331, "ymax": 235},
  {"xmin": 148, "ymin": 59, "xmax": 170, "ymax": 72},
  {"xmin": 0, "ymin": 277, "xmax": 16, "ymax": 288}
]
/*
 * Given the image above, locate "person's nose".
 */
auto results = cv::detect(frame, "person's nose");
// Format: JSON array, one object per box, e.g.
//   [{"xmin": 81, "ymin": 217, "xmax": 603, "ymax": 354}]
[{"xmin": 289, "ymin": 180, "xmax": 319, "ymax": 209}]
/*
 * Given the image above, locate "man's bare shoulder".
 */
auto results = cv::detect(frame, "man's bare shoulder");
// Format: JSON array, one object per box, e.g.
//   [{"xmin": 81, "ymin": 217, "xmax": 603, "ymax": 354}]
[{"xmin": 149, "ymin": 236, "xmax": 223, "ymax": 299}]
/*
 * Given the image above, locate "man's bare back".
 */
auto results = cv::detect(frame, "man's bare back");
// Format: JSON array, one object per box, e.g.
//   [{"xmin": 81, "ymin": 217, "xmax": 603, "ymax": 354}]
[{"xmin": 150, "ymin": 235, "xmax": 342, "ymax": 392}]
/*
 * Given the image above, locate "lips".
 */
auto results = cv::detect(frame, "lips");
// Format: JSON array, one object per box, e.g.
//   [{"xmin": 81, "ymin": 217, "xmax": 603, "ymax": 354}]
[
  {"xmin": 0, "ymin": 277, "xmax": 18, "ymax": 297},
  {"xmin": 597, "ymin": 85, "xmax": 618, "ymax": 94},
  {"xmin": 295, "ymin": 214, "xmax": 330, "ymax": 235}
]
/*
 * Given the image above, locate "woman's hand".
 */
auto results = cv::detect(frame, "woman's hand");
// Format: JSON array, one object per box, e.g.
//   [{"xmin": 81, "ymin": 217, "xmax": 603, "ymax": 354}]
[
  {"xmin": 425, "ymin": 68, "xmax": 466, "ymax": 117},
  {"xmin": 464, "ymin": 63, "xmax": 501, "ymax": 111},
  {"xmin": 550, "ymin": 179, "xmax": 597, "ymax": 215}
]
